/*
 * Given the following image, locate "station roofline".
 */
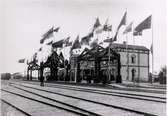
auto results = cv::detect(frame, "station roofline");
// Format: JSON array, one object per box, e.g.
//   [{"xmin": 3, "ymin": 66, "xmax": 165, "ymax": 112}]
[{"xmin": 110, "ymin": 43, "xmax": 149, "ymax": 51}]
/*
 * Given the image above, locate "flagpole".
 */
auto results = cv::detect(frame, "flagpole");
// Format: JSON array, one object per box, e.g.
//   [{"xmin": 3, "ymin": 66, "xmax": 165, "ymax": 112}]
[
  {"xmin": 126, "ymin": 33, "xmax": 129, "ymax": 81},
  {"xmin": 108, "ymin": 31, "xmax": 111, "ymax": 83},
  {"xmin": 125, "ymin": 8, "xmax": 128, "ymax": 81},
  {"xmin": 151, "ymin": 15, "xmax": 154, "ymax": 84},
  {"xmin": 132, "ymin": 22, "xmax": 135, "ymax": 45}
]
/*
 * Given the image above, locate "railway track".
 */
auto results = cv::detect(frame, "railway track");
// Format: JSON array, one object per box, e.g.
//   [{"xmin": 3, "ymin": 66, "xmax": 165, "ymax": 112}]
[
  {"xmin": 8, "ymin": 82, "xmax": 163, "ymax": 116},
  {"xmin": 1, "ymin": 86, "xmax": 100, "ymax": 116},
  {"xmin": 1, "ymin": 99, "xmax": 31, "ymax": 116},
  {"xmin": 11, "ymin": 81, "xmax": 166, "ymax": 103}
]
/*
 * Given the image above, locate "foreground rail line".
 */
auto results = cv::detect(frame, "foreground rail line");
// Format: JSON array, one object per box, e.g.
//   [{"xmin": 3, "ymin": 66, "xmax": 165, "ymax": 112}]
[
  {"xmin": 1, "ymin": 99, "xmax": 31, "ymax": 116},
  {"xmin": 1, "ymin": 88, "xmax": 99, "ymax": 116},
  {"xmin": 11, "ymin": 81, "xmax": 166, "ymax": 103},
  {"xmin": 46, "ymin": 83, "xmax": 166, "ymax": 103},
  {"xmin": 9, "ymin": 82, "xmax": 159, "ymax": 116}
]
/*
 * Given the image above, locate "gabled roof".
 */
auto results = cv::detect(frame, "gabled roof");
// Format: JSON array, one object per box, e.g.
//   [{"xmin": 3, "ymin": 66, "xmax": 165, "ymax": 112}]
[
  {"xmin": 110, "ymin": 43, "xmax": 149, "ymax": 51},
  {"xmin": 78, "ymin": 45, "xmax": 119, "ymax": 61}
]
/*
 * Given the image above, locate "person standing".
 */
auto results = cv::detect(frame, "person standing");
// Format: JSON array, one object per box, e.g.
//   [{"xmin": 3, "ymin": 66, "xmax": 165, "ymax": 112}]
[{"xmin": 40, "ymin": 62, "xmax": 44, "ymax": 86}]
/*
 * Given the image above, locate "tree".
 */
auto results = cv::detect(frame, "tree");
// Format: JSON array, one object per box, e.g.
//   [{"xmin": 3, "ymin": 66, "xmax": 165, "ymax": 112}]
[{"xmin": 158, "ymin": 66, "xmax": 167, "ymax": 84}]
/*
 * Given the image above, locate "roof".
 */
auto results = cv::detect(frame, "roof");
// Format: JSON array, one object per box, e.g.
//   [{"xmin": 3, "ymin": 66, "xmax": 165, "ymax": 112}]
[{"xmin": 110, "ymin": 43, "xmax": 149, "ymax": 51}]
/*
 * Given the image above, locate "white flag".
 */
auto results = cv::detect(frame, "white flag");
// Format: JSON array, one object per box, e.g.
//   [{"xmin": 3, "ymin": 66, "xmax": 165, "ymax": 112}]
[{"xmin": 123, "ymin": 22, "xmax": 133, "ymax": 34}]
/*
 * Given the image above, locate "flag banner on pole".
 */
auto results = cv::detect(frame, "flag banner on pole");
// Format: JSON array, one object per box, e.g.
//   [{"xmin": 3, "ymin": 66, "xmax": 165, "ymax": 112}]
[
  {"xmin": 81, "ymin": 32, "xmax": 94, "ymax": 45},
  {"xmin": 54, "ymin": 27, "xmax": 60, "ymax": 32},
  {"xmin": 71, "ymin": 35, "xmax": 81, "ymax": 50},
  {"xmin": 113, "ymin": 31, "xmax": 118, "ymax": 42},
  {"xmin": 95, "ymin": 27, "xmax": 103, "ymax": 34},
  {"xmin": 40, "ymin": 38, "xmax": 45, "ymax": 44},
  {"xmin": 123, "ymin": 22, "xmax": 133, "ymax": 34},
  {"xmin": 117, "ymin": 11, "xmax": 127, "ymax": 31},
  {"xmin": 93, "ymin": 17, "xmax": 101, "ymax": 31},
  {"xmin": 103, "ymin": 18, "xmax": 112, "ymax": 31},
  {"xmin": 40, "ymin": 26, "xmax": 54, "ymax": 44},
  {"xmin": 150, "ymin": 44, "xmax": 153, "ymax": 54},
  {"xmin": 42, "ymin": 27, "xmax": 54, "ymax": 39},
  {"xmin": 52, "ymin": 39, "xmax": 64, "ymax": 48},
  {"xmin": 104, "ymin": 25, "xmax": 112, "ymax": 31},
  {"xmin": 113, "ymin": 11, "xmax": 127, "ymax": 42},
  {"xmin": 38, "ymin": 47, "xmax": 42, "ymax": 51},
  {"xmin": 133, "ymin": 15, "xmax": 152, "ymax": 36},
  {"xmin": 81, "ymin": 36, "xmax": 90, "ymax": 45},
  {"xmin": 64, "ymin": 36, "xmax": 70, "ymax": 45},
  {"xmin": 18, "ymin": 58, "xmax": 25, "ymax": 63},
  {"xmin": 46, "ymin": 41, "xmax": 53, "ymax": 45},
  {"xmin": 90, "ymin": 38, "xmax": 98, "ymax": 48},
  {"xmin": 103, "ymin": 25, "xmax": 112, "ymax": 31},
  {"xmin": 65, "ymin": 41, "xmax": 72, "ymax": 47},
  {"xmin": 33, "ymin": 52, "xmax": 37, "ymax": 60}
]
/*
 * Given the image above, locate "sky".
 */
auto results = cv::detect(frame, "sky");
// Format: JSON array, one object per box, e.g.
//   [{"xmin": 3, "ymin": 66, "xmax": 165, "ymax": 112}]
[{"xmin": 0, "ymin": 0, "xmax": 166, "ymax": 74}]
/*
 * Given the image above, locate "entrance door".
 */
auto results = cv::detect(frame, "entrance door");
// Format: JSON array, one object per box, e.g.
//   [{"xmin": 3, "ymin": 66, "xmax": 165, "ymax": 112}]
[{"xmin": 131, "ymin": 68, "xmax": 136, "ymax": 81}]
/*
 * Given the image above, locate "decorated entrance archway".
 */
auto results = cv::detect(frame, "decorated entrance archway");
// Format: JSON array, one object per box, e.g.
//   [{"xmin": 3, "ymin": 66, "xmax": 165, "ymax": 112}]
[{"xmin": 75, "ymin": 45, "xmax": 122, "ymax": 83}]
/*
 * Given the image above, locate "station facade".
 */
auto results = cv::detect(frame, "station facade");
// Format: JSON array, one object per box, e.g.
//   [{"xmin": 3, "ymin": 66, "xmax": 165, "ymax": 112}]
[{"xmin": 70, "ymin": 43, "xmax": 149, "ymax": 82}]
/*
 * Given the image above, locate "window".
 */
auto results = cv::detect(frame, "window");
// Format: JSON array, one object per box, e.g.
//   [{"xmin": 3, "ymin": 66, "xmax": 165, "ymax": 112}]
[{"xmin": 131, "ymin": 54, "xmax": 136, "ymax": 64}]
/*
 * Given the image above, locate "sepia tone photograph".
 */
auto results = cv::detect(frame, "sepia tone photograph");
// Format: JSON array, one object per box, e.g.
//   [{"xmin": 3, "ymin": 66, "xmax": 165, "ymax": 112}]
[{"xmin": 0, "ymin": 0, "xmax": 166, "ymax": 115}]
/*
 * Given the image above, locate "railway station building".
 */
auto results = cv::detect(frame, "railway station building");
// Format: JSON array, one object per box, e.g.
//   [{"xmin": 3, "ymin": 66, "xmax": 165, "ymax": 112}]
[{"xmin": 70, "ymin": 43, "xmax": 149, "ymax": 83}]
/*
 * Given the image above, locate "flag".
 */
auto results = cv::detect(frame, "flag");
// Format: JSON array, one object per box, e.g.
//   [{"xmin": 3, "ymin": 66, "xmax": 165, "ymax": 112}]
[
  {"xmin": 65, "ymin": 41, "xmax": 72, "ymax": 47},
  {"xmin": 95, "ymin": 27, "xmax": 103, "ymax": 34},
  {"xmin": 81, "ymin": 35, "xmax": 91, "ymax": 45},
  {"xmin": 42, "ymin": 27, "xmax": 54, "ymax": 39},
  {"xmin": 123, "ymin": 22, "xmax": 133, "ymax": 34},
  {"xmin": 71, "ymin": 35, "xmax": 81, "ymax": 50},
  {"xmin": 18, "ymin": 58, "xmax": 25, "ymax": 63},
  {"xmin": 103, "ymin": 18, "xmax": 108, "ymax": 31},
  {"xmin": 150, "ymin": 44, "xmax": 153, "ymax": 54},
  {"xmin": 103, "ymin": 18, "xmax": 112, "ymax": 31},
  {"xmin": 40, "ymin": 38, "xmax": 45, "ymax": 44},
  {"xmin": 117, "ymin": 11, "xmax": 127, "ymax": 30},
  {"xmin": 38, "ymin": 47, "xmax": 42, "ymax": 51},
  {"xmin": 33, "ymin": 52, "xmax": 37, "ymax": 60},
  {"xmin": 54, "ymin": 27, "xmax": 60, "ymax": 32},
  {"xmin": 46, "ymin": 41, "xmax": 53, "ymax": 45},
  {"xmin": 113, "ymin": 31, "xmax": 118, "ymax": 42},
  {"xmin": 40, "ymin": 27, "xmax": 54, "ymax": 44},
  {"xmin": 81, "ymin": 32, "xmax": 93, "ymax": 45},
  {"xmin": 113, "ymin": 11, "xmax": 127, "ymax": 42},
  {"xmin": 93, "ymin": 17, "xmax": 101, "ymax": 31},
  {"xmin": 104, "ymin": 18, "xmax": 109, "ymax": 27},
  {"xmin": 90, "ymin": 39, "xmax": 98, "ymax": 48},
  {"xmin": 133, "ymin": 15, "xmax": 152, "ymax": 36},
  {"xmin": 64, "ymin": 37, "xmax": 72, "ymax": 47},
  {"xmin": 103, "ymin": 25, "xmax": 112, "ymax": 31},
  {"xmin": 64, "ymin": 36, "xmax": 70, "ymax": 45},
  {"xmin": 52, "ymin": 39, "xmax": 64, "ymax": 48}
]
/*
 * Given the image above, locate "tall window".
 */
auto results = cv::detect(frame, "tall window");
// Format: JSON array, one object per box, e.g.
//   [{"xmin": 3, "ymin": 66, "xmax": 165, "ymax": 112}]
[{"xmin": 131, "ymin": 54, "xmax": 136, "ymax": 64}]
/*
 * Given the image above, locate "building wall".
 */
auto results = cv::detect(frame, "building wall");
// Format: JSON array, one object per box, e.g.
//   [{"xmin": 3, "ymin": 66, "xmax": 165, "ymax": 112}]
[
  {"xmin": 70, "ymin": 45, "xmax": 149, "ymax": 82},
  {"xmin": 117, "ymin": 48, "xmax": 149, "ymax": 82}
]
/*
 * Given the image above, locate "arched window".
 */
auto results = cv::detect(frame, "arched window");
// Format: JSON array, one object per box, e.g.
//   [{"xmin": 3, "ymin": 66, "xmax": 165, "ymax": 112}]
[{"xmin": 131, "ymin": 54, "xmax": 136, "ymax": 64}]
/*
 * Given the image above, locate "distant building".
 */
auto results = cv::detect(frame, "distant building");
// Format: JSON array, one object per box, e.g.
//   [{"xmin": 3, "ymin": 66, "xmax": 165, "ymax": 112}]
[
  {"xmin": 111, "ymin": 43, "xmax": 149, "ymax": 82},
  {"xmin": 70, "ymin": 43, "xmax": 149, "ymax": 82}
]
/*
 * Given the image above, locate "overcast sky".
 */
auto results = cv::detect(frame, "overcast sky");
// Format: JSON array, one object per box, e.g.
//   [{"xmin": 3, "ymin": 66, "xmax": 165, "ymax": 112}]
[{"xmin": 0, "ymin": 0, "xmax": 166, "ymax": 74}]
